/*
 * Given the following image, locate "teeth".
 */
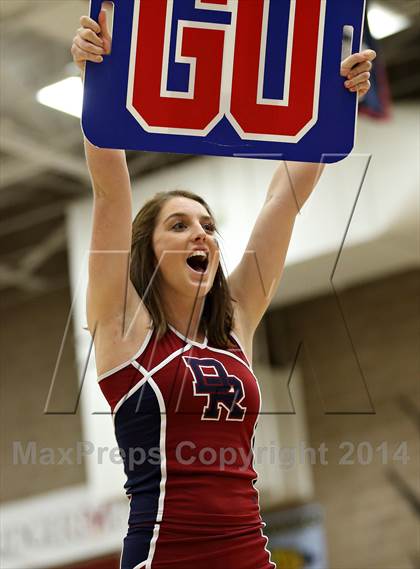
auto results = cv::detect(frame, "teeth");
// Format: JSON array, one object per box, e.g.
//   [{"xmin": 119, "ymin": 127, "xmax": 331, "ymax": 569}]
[{"xmin": 188, "ymin": 251, "xmax": 208, "ymax": 259}]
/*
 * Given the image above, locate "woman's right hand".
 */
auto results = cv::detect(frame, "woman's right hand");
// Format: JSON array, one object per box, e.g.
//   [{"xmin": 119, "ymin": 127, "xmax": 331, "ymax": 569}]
[{"xmin": 71, "ymin": 11, "xmax": 112, "ymax": 74}]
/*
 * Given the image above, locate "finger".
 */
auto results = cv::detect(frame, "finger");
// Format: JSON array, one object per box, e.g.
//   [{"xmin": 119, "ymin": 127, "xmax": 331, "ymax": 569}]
[
  {"xmin": 364, "ymin": 49, "xmax": 377, "ymax": 61},
  {"xmin": 345, "ymin": 49, "xmax": 376, "ymax": 67},
  {"xmin": 71, "ymin": 43, "xmax": 103, "ymax": 64},
  {"xmin": 347, "ymin": 60, "xmax": 372, "ymax": 79},
  {"xmin": 98, "ymin": 10, "xmax": 112, "ymax": 53},
  {"xmin": 79, "ymin": 27, "xmax": 104, "ymax": 48},
  {"xmin": 80, "ymin": 15, "xmax": 101, "ymax": 34},
  {"xmin": 359, "ymin": 79, "xmax": 371, "ymax": 92},
  {"xmin": 357, "ymin": 81, "xmax": 371, "ymax": 98},
  {"xmin": 73, "ymin": 36, "xmax": 104, "ymax": 56},
  {"xmin": 98, "ymin": 10, "xmax": 111, "ymax": 40},
  {"xmin": 340, "ymin": 49, "xmax": 376, "ymax": 76},
  {"xmin": 350, "ymin": 80, "xmax": 370, "ymax": 94},
  {"xmin": 345, "ymin": 71, "xmax": 370, "ymax": 89}
]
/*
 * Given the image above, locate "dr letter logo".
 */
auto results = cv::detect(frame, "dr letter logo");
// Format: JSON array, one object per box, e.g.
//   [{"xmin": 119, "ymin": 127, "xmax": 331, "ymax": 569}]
[{"xmin": 83, "ymin": 0, "xmax": 366, "ymax": 163}]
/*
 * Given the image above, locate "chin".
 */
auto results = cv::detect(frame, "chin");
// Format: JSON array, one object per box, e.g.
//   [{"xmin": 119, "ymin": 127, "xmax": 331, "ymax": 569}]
[
  {"xmin": 185, "ymin": 271, "xmax": 215, "ymax": 297},
  {"xmin": 187, "ymin": 278, "xmax": 213, "ymax": 297},
  {"xmin": 162, "ymin": 264, "xmax": 216, "ymax": 299}
]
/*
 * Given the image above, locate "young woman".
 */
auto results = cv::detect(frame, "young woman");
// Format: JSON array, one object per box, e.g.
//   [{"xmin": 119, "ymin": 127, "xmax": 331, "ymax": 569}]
[{"xmin": 72, "ymin": 10, "xmax": 375, "ymax": 569}]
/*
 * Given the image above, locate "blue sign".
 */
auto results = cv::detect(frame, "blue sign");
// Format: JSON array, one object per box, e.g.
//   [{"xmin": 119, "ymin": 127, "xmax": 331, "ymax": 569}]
[{"xmin": 82, "ymin": 0, "xmax": 366, "ymax": 163}]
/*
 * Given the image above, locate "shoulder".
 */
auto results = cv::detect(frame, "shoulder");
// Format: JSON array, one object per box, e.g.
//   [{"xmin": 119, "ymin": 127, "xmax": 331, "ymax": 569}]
[{"xmin": 92, "ymin": 298, "xmax": 154, "ymax": 377}]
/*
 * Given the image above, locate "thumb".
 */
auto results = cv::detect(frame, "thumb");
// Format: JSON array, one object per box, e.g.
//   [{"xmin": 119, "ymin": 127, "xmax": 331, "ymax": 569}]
[{"xmin": 98, "ymin": 10, "xmax": 112, "ymax": 52}]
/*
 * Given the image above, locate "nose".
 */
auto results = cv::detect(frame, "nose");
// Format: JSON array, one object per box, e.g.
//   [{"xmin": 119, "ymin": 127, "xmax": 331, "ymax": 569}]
[{"xmin": 192, "ymin": 222, "xmax": 207, "ymax": 242}]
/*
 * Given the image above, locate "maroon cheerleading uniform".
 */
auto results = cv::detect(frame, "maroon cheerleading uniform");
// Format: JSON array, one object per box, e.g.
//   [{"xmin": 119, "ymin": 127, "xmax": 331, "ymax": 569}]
[{"xmin": 98, "ymin": 324, "xmax": 275, "ymax": 569}]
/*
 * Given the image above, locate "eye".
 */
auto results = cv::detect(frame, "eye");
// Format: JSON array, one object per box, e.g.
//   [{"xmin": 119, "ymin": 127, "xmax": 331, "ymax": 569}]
[
  {"xmin": 203, "ymin": 222, "xmax": 216, "ymax": 233},
  {"xmin": 172, "ymin": 221, "xmax": 187, "ymax": 231}
]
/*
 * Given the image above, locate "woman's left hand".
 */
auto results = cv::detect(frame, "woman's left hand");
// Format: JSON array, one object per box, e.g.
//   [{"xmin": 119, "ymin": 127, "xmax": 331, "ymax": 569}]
[{"xmin": 341, "ymin": 49, "xmax": 377, "ymax": 99}]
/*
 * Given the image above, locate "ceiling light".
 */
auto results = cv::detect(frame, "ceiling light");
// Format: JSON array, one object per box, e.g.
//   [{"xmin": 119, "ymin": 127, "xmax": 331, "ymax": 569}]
[
  {"xmin": 36, "ymin": 77, "xmax": 83, "ymax": 118},
  {"xmin": 367, "ymin": 2, "xmax": 410, "ymax": 39}
]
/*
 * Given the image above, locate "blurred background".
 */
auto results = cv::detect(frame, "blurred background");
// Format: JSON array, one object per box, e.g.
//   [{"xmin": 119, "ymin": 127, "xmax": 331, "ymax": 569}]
[{"xmin": 1, "ymin": 1, "xmax": 419, "ymax": 568}]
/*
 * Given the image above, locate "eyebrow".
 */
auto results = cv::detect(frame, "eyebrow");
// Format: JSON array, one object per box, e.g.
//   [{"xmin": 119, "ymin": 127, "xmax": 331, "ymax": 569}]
[{"xmin": 164, "ymin": 212, "xmax": 214, "ymax": 224}]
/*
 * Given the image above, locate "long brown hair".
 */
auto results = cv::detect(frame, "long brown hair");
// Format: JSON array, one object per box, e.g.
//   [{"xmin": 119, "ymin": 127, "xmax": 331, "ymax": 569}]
[{"xmin": 130, "ymin": 190, "xmax": 235, "ymax": 348}]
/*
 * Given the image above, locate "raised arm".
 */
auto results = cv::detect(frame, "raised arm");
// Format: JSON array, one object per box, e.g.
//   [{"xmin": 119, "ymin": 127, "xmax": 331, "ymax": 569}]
[
  {"xmin": 72, "ymin": 12, "xmax": 143, "ymax": 334},
  {"xmin": 229, "ymin": 160, "xmax": 323, "ymax": 339},
  {"xmin": 229, "ymin": 49, "xmax": 376, "ymax": 338}
]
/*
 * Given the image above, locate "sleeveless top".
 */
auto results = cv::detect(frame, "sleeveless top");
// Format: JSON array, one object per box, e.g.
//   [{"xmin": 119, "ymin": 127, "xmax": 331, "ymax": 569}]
[{"xmin": 98, "ymin": 325, "xmax": 275, "ymax": 568}]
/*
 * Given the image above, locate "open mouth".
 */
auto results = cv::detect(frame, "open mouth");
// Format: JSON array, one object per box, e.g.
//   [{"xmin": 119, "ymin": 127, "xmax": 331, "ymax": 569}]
[{"xmin": 186, "ymin": 251, "xmax": 209, "ymax": 274}]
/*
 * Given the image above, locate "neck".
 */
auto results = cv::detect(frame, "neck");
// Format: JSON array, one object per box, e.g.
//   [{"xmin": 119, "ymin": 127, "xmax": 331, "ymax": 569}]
[{"xmin": 161, "ymin": 289, "xmax": 206, "ymax": 341}]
